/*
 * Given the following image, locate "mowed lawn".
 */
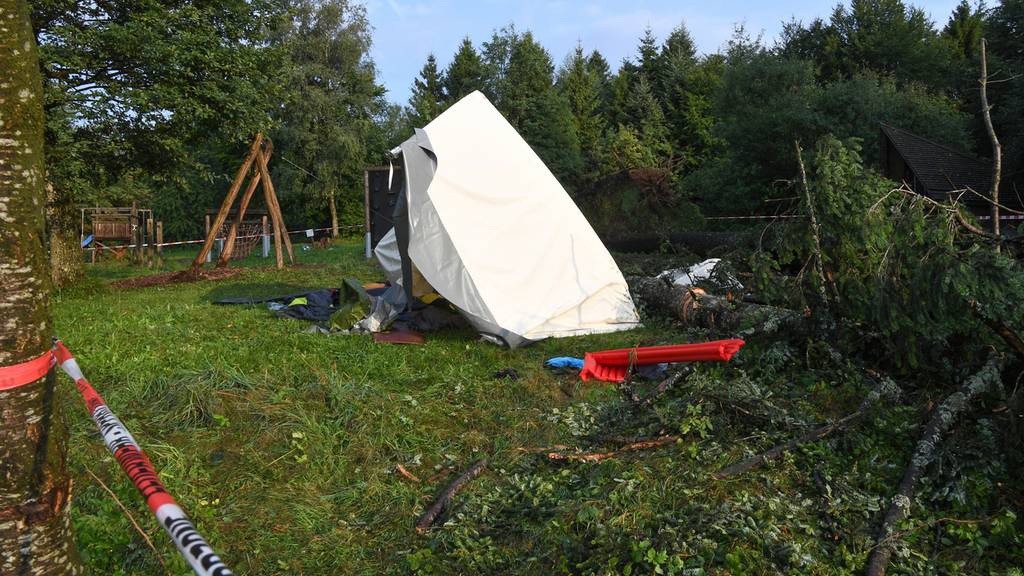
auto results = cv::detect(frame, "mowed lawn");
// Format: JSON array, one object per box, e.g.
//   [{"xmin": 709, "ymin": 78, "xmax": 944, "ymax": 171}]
[{"xmin": 53, "ymin": 239, "xmax": 678, "ymax": 574}]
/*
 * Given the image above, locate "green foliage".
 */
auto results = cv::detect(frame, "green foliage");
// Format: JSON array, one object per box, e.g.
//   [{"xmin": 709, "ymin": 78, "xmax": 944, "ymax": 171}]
[
  {"xmin": 687, "ymin": 46, "xmax": 969, "ymax": 216},
  {"xmin": 943, "ymin": 0, "xmax": 985, "ymax": 59},
  {"xmin": 32, "ymin": 0, "xmax": 288, "ymax": 221},
  {"xmin": 270, "ymin": 0, "xmax": 386, "ymax": 231},
  {"xmin": 754, "ymin": 136, "xmax": 1024, "ymax": 369},
  {"xmin": 781, "ymin": 0, "xmax": 958, "ymax": 88},
  {"xmin": 408, "ymin": 54, "xmax": 445, "ymax": 126},
  {"xmin": 557, "ymin": 45, "xmax": 607, "ymax": 188},
  {"xmin": 444, "ymin": 37, "xmax": 486, "ymax": 104}
]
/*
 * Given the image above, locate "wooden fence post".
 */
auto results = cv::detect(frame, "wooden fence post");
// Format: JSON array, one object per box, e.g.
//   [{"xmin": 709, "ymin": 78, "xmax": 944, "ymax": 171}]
[
  {"xmin": 131, "ymin": 201, "xmax": 139, "ymax": 265},
  {"xmin": 156, "ymin": 221, "xmax": 164, "ymax": 267},
  {"xmin": 261, "ymin": 215, "xmax": 269, "ymax": 258}
]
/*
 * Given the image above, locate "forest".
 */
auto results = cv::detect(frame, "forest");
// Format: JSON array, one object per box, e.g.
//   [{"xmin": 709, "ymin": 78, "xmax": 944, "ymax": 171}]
[
  {"xmin": 33, "ymin": 0, "xmax": 1024, "ymax": 248},
  {"xmin": 1, "ymin": 0, "xmax": 1023, "ymax": 575}
]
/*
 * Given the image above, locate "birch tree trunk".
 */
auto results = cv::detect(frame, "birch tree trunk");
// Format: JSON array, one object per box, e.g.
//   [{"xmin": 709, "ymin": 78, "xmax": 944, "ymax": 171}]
[
  {"xmin": 979, "ymin": 38, "xmax": 1002, "ymax": 246},
  {"xmin": 0, "ymin": 0, "xmax": 82, "ymax": 572}
]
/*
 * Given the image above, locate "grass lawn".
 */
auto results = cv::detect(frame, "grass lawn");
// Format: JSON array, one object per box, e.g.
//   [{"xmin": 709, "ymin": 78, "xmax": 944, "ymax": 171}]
[
  {"xmin": 55, "ymin": 240, "xmax": 679, "ymax": 574},
  {"xmin": 54, "ymin": 240, "xmax": 1022, "ymax": 575}
]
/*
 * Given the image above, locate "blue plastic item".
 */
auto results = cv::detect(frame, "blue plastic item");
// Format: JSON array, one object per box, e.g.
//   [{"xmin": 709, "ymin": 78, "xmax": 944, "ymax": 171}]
[
  {"xmin": 81, "ymin": 234, "xmax": 93, "ymax": 248},
  {"xmin": 544, "ymin": 357, "xmax": 584, "ymax": 371}
]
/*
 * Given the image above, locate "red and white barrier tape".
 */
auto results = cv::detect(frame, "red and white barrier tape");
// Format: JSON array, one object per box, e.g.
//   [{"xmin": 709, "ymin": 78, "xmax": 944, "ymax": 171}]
[
  {"xmin": 86, "ymin": 225, "xmax": 362, "ymax": 252},
  {"xmin": 52, "ymin": 340, "xmax": 233, "ymax": 576}
]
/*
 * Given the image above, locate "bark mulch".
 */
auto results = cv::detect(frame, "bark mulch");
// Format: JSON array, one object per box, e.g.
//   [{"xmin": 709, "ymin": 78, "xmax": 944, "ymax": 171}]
[{"xmin": 110, "ymin": 268, "xmax": 245, "ymax": 289}]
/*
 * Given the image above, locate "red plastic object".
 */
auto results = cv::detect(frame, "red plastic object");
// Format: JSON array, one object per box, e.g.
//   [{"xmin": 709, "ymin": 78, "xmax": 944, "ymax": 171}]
[{"xmin": 579, "ymin": 339, "xmax": 745, "ymax": 382}]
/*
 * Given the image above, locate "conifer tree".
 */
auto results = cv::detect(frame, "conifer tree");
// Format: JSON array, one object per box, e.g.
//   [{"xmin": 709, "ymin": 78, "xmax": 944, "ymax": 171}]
[
  {"xmin": 444, "ymin": 37, "xmax": 486, "ymax": 104},
  {"xmin": 943, "ymin": 0, "xmax": 984, "ymax": 58},
  {"xmin": 586, "ymin": 50, "xmax": 614, "ymax": 117},
  {"xmin": 558, "ymin": 44, "xmax": 607, "ymax": 185},
  {"xmin": 408, "ymin": 54, "xmax": 446, "ymax": 125},
  {"xmin": 622, "ymin": 74, "xmax": 672, "ymax": 162},
  {"xmin": 637, "ymin": 27, "xmax": 662, "ymax": 85},
  {"xmin": 481, "ymin": 25, "xmax": 519, "ymax": 107},
  {"xmin": 504, "ymin": 32, "xmax": 556, "ymax": 127}
]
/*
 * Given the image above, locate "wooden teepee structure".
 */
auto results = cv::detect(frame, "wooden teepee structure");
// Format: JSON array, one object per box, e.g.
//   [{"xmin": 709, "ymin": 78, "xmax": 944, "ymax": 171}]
[{"xmin": 191, "ymin": 133, "xmax": 293, "ymax": 271}]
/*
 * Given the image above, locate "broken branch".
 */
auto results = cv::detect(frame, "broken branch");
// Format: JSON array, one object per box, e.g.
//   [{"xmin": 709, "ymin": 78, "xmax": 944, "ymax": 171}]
[
  {"xmin": 85, "ymin": 466, "xmax": 168, "ymax": 574},
  {"xmin": 715, "ymin": 374, "xmax": 898, "ymax": 480},
  {"xmin": 865, "ymin": 357, "xmax": 1004, "ymax": 576},
  {"xmin": 546, "ymin": 436, "xmax": 678, "ymax": 463},
  {"xmin": 415, "ymin": 459, "xmax": 487, "ymax": 534}
]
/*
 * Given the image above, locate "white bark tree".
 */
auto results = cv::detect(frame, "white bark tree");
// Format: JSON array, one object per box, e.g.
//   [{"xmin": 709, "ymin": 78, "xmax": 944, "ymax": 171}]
[{"xmin": 0, "ymin": 0, "xmax": 82, "ymax": 572}]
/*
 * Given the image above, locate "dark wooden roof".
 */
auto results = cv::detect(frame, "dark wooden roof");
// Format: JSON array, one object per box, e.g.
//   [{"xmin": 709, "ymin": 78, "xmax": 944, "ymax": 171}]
[{"xmin": 881, "ymin": 123, "xmax": 992, "ymax": 196}]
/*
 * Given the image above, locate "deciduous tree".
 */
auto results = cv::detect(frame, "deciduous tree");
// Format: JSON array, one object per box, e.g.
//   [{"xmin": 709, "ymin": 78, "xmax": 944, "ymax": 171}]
[{"xmin": 1, "ymin": 0, "xmax": 80, "ymax": 572}]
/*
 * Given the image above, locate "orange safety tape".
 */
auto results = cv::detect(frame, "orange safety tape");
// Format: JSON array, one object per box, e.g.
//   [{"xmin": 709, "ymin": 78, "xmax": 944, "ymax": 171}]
[{"xmin": 0, "ymin": 350, "xmax": 55, "ymax": 391}]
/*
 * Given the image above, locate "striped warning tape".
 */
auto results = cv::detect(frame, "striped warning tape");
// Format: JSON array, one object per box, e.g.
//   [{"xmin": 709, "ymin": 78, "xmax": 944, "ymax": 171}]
[
  {"xmin": 85, "ymin": 226, "xmax": 362, "ymax": 252},
  {"xmin": 53, "ymin": 340, "xmax": 233, "ymax": 576}
]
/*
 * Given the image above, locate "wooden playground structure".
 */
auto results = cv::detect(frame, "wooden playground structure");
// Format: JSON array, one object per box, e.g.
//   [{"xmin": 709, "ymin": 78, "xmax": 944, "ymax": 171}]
[
  {"xmin": 80, "ymin": 204, "xmax": 163, "ymax": 267},
  {"xmin": 192, "ymin": 133, "xmax": 292, "ymax": 272}
]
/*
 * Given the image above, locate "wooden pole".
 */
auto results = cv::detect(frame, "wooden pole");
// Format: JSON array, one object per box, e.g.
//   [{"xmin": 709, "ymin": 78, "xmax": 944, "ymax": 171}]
[
  {"xmin": 217, "ymin": 140, "xmax": 272, "ymax": 267},
  {"xmin": 261, "ymin": 215, "xmax": 269, "ymax": 258},
  {"xmin": 130, "ymin": 201, "xmax": 139, "ymax": 265},
  {"xmin": 191, "ymin": 133, "xmax": 264, "ymax": 271},
  {"xmin": 143, "ymin": 217, "xmax": 150, "ymax": 268},
  {"xmin": 254, "ymin": 141, "xmax": 292, "ymax": 264},
  {"xmin": 203, "ymin": 214, "xmax": 211, "ymax": 263},
  {"xmin": 156, "ymin": 221, "xmax": 164, "ymax": 267},
  {"xmin": 255, "ymin": 154, "xmax": 285, "ymax": 269}
]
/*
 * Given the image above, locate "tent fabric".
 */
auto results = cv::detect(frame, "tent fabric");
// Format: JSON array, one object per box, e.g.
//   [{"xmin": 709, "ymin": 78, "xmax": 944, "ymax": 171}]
[
  {"xmin": 386, "ymin": 91, "xmax": 640, "ymax": 346},
  {"xmin": 373, "ymin": 228, "xmax": 403, "ymax": 284}
]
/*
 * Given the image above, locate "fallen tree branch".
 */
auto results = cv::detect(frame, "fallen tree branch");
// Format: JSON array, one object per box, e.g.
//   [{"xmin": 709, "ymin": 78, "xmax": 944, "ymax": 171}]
[
  {"xmin": 546, "ymin": 436, "xmax": 678, "ymax": 463},
  {"xmin": 627, "ymin": 277, "xmax": 805, "ymax": 336},
  {"xmin": 715, "ymin": 374, "xmax": 899, "ymax": 479},
  {"xmin": 795, "ymin": 140, "xmax": 836, "ymax": 310},
  {"xmin": 969, "ymin": 300, "xmax": 1024, "ymax": 360},
  {"xmin": 865, "ymin": 357, "xmax": 1004, "ymax": 576},
  {"xmin": 414, "ymin": 459, "xmax": 487, "ymax": 534}
]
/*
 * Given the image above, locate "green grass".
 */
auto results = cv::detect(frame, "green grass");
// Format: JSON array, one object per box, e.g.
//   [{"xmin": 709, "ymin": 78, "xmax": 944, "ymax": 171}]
[
  {"xmin": 54, "ymin": 240, "xmax": 1022, "ymax": 575},
  {"xmin": 55, "ymin": 240, "xmax": 679, "ymax": 574}
]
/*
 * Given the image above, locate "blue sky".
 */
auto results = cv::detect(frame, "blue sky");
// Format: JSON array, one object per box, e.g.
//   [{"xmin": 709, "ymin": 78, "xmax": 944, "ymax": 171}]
[{"xmin": 363, "ymin": 0, "xmax": 964, "ymax": 105}]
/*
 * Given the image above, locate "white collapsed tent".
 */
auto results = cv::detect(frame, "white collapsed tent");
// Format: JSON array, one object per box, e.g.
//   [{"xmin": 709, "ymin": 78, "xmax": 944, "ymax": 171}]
[{"xmin": 373, "ymin": 91, "xmax": 639, "ymax": 347}]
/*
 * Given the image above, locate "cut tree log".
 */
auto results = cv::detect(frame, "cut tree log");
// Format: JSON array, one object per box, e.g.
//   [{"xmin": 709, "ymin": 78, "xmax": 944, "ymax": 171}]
[
  {"xmin": 864, "ymin": 357, "xmax": 1004, "ymax": 576},
  {"xmin": 415, "ymin": 459, "xmax": 487, "ymax": 534},
  {"xmin": 627, "ymin": 276, "xmax": 804, "ymax": 336},
  {"xmin": 715, "ymin": 374, "xmax": 899, "ymax": 479}
]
